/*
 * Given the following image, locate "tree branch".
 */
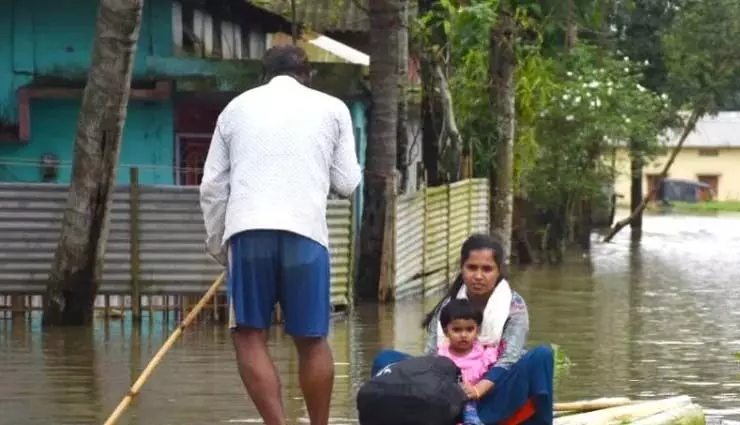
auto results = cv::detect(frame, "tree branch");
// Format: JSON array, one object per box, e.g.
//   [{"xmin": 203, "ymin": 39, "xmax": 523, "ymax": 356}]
[
  {"xmin": 433, "ymin": 63, "xmax": 463, "ymax": 153},
  {"xmin": 602, "ymin": 110, "xmax": 702, "ymax": 242}
]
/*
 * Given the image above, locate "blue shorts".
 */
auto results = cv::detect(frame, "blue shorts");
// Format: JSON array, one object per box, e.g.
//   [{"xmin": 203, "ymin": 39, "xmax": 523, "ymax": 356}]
[{"xmin": 227, "ymin": 229, "xmax": 331, "ymax": 337}]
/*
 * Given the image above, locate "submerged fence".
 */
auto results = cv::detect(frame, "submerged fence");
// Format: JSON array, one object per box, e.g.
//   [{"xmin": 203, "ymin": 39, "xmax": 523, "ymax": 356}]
[
  {"xmin": 391, "ymin": 178, "xmax": 490, "ymax": 300},
  {"xmin": 0, "ymin": 169, "xmax": 488, "ymax": 313},
  {"xmin": 0, "ymin": 168, "xmax": 354, "ymax": 314}
]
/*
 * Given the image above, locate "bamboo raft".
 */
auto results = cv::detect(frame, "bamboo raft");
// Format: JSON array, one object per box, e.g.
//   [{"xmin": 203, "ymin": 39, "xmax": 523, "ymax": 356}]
[
  {"xmin": 553, "ymin": 395, "xmax": 705, "ymax": 425},
  {"xmin": 97, "ymin": 272, "xmax": 706, "ymax": 425}
]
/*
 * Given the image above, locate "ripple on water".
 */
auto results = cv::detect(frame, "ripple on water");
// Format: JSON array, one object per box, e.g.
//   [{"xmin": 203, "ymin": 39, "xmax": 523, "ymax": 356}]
[{"xmin": 1, "ymin": 213, "xmax": 739, "ymax": 424}]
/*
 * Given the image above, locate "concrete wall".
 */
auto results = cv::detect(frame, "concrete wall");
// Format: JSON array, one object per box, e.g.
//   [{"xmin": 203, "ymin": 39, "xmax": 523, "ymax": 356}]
[
  {"xmin": 0, "ymin": 0, "xmax": 175, "ymax": 184},
  {"xmin": 0, "ymin": 98, "xmax": 174, "ymax": 185},
  {"xmin": 614, "ymin": 147, "xmax": 740, "ymax": 202},
  {"xmin": 0, "ymin": 0, "xmax": 173, "ymax": 122},
  {"xmin": 0, "ymin": 0, "xmax": 368, "ymax": 187}
]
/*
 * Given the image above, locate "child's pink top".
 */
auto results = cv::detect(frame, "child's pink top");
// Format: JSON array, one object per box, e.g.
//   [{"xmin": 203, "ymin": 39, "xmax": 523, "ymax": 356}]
[{"xmin": 438, "ymin": 342, "xmax": 499, "ymax": 384}]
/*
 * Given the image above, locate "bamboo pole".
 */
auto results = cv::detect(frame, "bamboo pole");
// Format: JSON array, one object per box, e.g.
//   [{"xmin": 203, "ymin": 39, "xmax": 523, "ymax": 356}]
[
  {"xmin": 554, "ymin": 395, "xmax": 693, "ymax": 425},
  {"xmin": 101, "ymin": 272, "xmax": 225, "ymax": 425},
  {"xmin": 630, "ymin": 403, "xmax": 704, "ymax": 425}
]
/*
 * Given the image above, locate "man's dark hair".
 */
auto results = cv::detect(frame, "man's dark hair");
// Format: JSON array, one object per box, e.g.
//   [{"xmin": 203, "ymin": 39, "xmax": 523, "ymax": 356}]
[{"xmin": 261, "ymin": 44, "xmax": 311, "ymax": 83}]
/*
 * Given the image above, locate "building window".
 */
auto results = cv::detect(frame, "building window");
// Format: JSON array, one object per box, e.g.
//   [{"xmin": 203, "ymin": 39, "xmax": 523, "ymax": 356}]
[
  {"xmin": 174, "ymin": 1, "xmax": 246, "ymax": 59},
  {"xmin": 696, "ymin": 174, "xmax": 719, "ymax": 201},
  {"xmin": 192, "ymin": 9, "xmax": 214, "ymax": 56},
  {"xmin": 698, "ymin": 148, "xmax": 719, "ymax": 157},
  {"xmin": 244, "ymin": 30, "xmax": 269, "ymax": 59},
  {"xmin": 172, "ymin": 1, "xmax": 183, "ymax": 52},
  {"xmin": 221, "ymin": 21, "xmax": 243, "ymax": 59},
  {"xmin": 173, "ymin": 2, "xmax": 200, "ymax": 56}
]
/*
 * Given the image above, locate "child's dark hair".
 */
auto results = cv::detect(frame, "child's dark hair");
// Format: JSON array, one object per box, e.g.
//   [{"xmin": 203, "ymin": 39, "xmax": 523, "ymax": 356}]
[
  {"xmin": 439, "ymin": 299, "xmax": 483, "ymax": 329},
  {"xmin": 422, "ymin": 234, "xmax": 507, "ymax": 329}
]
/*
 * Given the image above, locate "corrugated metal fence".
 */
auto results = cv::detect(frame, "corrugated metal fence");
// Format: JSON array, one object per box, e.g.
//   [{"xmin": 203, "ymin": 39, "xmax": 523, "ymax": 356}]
[
  {"xmin": 393, "ymin": 178, "xmax": 489, "ymax": 300},
  {"xmin": 0, "ymin": 177, "xmax": 488, "ymax": 311},
  {"xmin": 0, "ymin": 182, "xmax": 353, "ymax": 309}
]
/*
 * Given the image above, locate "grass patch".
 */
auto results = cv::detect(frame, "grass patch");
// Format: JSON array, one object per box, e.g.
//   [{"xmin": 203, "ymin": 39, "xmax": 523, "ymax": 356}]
[
  {"xmin": 669, "ymin": 201, "xmax": 740, "ymax": 213},
  {"xmin": 552, "ymin": 343, "xmax": 572, "ymax": 382},
  {"xmin": 673, "ymin": 410, "xmax": 707, "ymax": 425}
]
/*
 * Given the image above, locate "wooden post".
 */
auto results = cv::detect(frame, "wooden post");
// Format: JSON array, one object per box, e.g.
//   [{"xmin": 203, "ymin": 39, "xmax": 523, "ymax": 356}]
[
  {"xmin": 486, "ymin": 179, "xmax": 492, "ymax": 231},
  {"xmin": 11, "ymin": 295, "xmax": 25, "ymax": 319},
  {"xmin": 129, "ymin": 167, "xmax": 142, "ymax": 322},
  {"xmin": 468, "ymin": 179, "xmax": 474, "ymax": 234},
  {"xmin": 421, "ymin": 186, "xmax": 428, "ymax": 292},
  {"xmin": 377, "ymin": 174, "xmax": 397, "ymax": 302},
  {"xmin": 445, "ymin": 183, "xmax": 452, "ymax": 283},
  {"xmin": 389, "ymin": 173, "xmax": 398, "ymax": 298},
  {"xmin": 347, "ymin": 192, "xmax": 357, "ymax": 308}
]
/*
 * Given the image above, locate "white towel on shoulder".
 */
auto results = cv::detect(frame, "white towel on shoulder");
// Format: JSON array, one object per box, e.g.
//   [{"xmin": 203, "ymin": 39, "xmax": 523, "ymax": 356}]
[{"xmin": 437, "ymin": 279, "xmax": 512, "ymax": 348}]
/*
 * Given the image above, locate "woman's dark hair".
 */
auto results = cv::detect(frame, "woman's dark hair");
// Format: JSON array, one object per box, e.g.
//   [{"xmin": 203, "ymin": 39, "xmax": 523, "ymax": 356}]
[
  {"xmin": 421, "ymin": 233, "xmax": 506, "ymax": 329},
  {"xmin": 439, "ymin": 299, "xmax": 483, "ymax": 329},
  {"xmin": 261, "ymin": 44, "xmax": 312, "ymax": 83}
]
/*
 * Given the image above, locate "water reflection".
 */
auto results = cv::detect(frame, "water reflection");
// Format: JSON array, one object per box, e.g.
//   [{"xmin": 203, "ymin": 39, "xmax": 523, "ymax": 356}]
[{"xmin": 0, "ymin": 212, "xmax": 739, "ymax": 424}]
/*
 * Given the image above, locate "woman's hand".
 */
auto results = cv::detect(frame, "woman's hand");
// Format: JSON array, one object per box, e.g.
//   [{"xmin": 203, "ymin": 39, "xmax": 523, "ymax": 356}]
[
  {"xmin": 473, "ymin": 379, "xmax": 495, "ymax": 400},
  {"xmin": 460, "ymin": 382, "xmax": 480, "ymax": 400}
]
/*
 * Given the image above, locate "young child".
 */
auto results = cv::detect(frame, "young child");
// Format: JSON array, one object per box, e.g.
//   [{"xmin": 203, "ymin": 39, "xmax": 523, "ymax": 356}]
[{"xmin": 438, "ymin": 299, "xmax": 499, "ymax": 425}]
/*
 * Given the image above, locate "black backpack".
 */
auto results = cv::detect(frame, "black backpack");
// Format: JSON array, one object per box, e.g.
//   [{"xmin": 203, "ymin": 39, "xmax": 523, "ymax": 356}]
[{"xmin": 356, "ymin": 355, "xmax": 468, "ymax": 425}]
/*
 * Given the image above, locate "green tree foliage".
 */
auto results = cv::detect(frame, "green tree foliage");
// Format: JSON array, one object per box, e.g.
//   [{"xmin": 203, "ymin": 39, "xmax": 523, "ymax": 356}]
[
  {"xmin": 415, "ymin": 0, "xmax": 669, "ymax": 212},
  {"xmin": 662, "ymin": 0, "xmax": 740, "ymax": 115},
  {"xmin": 613, "ymin": 0, "xmax": 678, "ymax": 94},
  {"xmin": 603, "ymin": 0, "xmax": 740, "ymax": 241},
  {"xmin": 415, "ymin": 0, "xmax": 740, "ymax": 245},
  {"xmin": 529, "ymin": 44, "xmax": 670, "ymax": 210}
]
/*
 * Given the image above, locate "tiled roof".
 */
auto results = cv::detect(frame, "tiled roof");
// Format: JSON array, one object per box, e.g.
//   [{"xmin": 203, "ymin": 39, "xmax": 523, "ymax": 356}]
[
  {"xmin": 251, "ymin": 0, "xmax": 370, "ymax": 33},
  {"xmin": 662, "ymin": 112, "xmax": 740, "ymax": 148}
]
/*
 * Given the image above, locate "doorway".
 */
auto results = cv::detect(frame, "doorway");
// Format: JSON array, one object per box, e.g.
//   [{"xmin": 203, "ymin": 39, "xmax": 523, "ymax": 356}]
[
  {"xmin": 696, "ymin": 174, "xmax": 719, "ymax": 200},
  {"xmin": 175, "ymin": 133, "xmax": 211, "ymax": 185}
]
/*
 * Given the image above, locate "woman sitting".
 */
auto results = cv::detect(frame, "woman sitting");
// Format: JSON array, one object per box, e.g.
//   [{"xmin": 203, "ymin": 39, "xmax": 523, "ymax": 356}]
[{"xmin": 371, "ymin": 234, "xmax": 554, "ymax": 425}]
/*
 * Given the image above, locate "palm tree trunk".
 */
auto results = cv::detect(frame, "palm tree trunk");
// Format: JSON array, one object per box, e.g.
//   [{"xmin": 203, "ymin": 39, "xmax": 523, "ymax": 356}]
[
  {"xmin": 356, "ymin": 0, "xmax": 402, "ymax": 301},
  {"xmin": 43, "ymin": 0, "xmax": 144, "ymax": 327}
]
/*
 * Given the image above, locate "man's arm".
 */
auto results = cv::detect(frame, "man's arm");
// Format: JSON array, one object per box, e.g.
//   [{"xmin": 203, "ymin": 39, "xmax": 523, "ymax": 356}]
[
  {"xmin": 330, "ymin": 102, "xmax": 362, "ymax": 197},
  {"xmin": 199, "ymin": 120, "xmax": 230, "ymax": 263}
]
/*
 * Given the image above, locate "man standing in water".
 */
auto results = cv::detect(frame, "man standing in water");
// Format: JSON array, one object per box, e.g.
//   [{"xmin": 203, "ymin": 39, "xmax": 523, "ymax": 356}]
[{"xmin": 199, "ymin": 45, "xmax": 362, "ymax": 425}]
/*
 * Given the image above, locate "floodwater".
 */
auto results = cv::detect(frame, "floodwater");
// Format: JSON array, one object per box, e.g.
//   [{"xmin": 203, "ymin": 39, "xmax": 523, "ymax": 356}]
[{"xmin": 1, "ymin": 211, "xmax": 740, "ymax": 425}]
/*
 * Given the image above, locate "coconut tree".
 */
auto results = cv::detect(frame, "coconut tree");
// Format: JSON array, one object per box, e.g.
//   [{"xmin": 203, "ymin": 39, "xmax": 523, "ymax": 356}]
[
  {"xmin": 43, "ymin": 0, "xmax": 144, "ymax": 326},
  {"xmin": 356, "ymin": 0, "xmax": 404, "ymax": 301}
]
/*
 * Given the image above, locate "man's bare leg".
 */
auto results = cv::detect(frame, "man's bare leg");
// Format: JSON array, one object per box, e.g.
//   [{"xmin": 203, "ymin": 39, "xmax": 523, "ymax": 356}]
[
  {"xmin": 232, "ymin": 327, "xmax": 286, "ymax": 425},
  {"xmin": 294, "ymin": 336, "xmax": 334, "ymax": 425}
]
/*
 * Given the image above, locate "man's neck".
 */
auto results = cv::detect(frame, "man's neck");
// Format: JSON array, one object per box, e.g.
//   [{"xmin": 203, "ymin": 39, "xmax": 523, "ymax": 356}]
[{"xmin": 267, "ymin": 74, "xmax": 305, "ymax": 85}]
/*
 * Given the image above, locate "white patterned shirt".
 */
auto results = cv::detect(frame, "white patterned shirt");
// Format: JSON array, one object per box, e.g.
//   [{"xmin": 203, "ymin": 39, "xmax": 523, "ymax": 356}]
[{"xmin": 199, "ymin": 76, "xmax": 362, "ymax": 258}]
